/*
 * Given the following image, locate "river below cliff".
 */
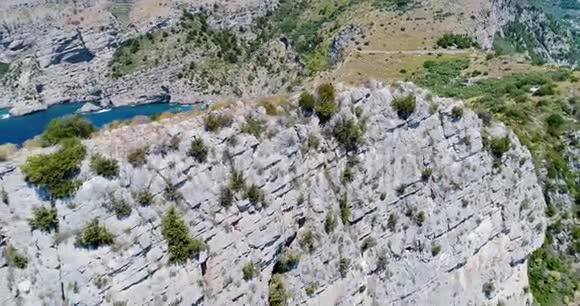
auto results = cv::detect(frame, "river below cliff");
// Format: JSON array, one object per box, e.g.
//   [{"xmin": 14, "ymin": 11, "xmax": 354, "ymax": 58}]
[{"xmin": 0, "ymin": 103, "xmax": 193, "ymax": 145}]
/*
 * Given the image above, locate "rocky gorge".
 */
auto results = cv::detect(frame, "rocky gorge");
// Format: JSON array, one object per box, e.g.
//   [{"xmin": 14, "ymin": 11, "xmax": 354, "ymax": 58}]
[{"xmin": 0, "ymin": 82, "xmax": 547, "ymax": 305}]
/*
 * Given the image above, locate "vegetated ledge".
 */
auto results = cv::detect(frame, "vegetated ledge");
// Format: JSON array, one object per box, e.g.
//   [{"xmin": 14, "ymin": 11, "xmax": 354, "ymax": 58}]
[{"xmin": 0, "ymin": 81, "xmax": 545, "ymax": 305}]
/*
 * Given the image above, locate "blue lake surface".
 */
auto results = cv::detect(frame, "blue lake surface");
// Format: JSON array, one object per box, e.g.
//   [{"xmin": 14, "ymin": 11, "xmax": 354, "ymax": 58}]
[{"xmin": 0, "ymin": 103, "xmax": 193, "ymax": 145}]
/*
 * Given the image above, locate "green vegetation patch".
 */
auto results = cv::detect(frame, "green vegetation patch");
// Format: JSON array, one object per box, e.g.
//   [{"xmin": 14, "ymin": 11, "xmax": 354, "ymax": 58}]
[
  {"xmin": 254, "ymin": 0, "xmax": 365, "ymax": 72},
  {"xmin": 0, "ymin": 62, "xmax": 9, "ymax": 77},
  {"xmin": 436, "ymin": 33, "xmax": 479, "ymax": 49},
  {"xmin": 3, "ymin": 245, "xmax": 28, "ymax": 269},
  {"xmin": 269, "ymin": 274, "xmax": 288, "ymax": 306},
  {"xmin": 75, "ymin": 219, "xmax": 114, "ymax": 249},
  {"xmin": 22, "ymin": 138, "xmax": 86, "ymax": 199},
  {"xmin": 111, "ymin": 12, "xmax": 245, "ymax": 77},
  {"xmin": 528, "ymin": 242, "xmax": 578, "ymax": 305},
  {"xmin": 90, "ymin": 154, "xmax": 120, "ymax": 179},
  {"xmin": 41, "ymin": 115, "xmax": 95, "ymax": 146},
  {"xmin": 28, "ymin": 206, "xmax": 59, "ymax": 233},
  {"xmin": 161, "ymin": 207, "xmax": 205, "ymax": 264}
]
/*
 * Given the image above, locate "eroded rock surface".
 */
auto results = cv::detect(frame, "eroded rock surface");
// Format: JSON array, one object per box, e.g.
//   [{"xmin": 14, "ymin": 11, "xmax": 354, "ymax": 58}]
[{"xmin": 0, "ymin": 83, "xmax": 545, "ymax": 305}]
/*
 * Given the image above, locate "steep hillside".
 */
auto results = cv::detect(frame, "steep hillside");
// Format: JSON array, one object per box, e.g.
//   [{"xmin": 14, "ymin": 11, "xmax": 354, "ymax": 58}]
[
  {"xmin": 0, "ymin": 83, "xmax": 546, "ymax": 305},
  {"xmin": 0, "ymin": 1, "xmax": 578, "ymax": 305}
]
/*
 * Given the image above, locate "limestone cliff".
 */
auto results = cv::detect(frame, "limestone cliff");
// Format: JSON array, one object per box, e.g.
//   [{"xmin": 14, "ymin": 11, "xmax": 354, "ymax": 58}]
[{"xmin": 0, "ymin": 83, "xmax": 546, "ymax": 305}]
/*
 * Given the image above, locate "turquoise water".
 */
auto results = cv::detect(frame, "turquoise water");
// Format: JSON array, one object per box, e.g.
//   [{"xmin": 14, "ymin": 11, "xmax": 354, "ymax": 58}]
[{"xmin": 0, "ymin": 103, "xmax": 193, "ymax": 145}]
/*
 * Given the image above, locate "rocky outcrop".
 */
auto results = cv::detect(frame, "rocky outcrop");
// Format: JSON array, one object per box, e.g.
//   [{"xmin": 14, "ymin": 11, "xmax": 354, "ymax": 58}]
[
  {"xmin": 76, "ymin": 102, "xmax": 102, "ymax": 114},
  {"xmin": 329, "ymin": 25, "xmax": 362, "ymax": 66},
  {"xmin": 0, "ymin": 83, "xmax": 545, "ymax": 305}
]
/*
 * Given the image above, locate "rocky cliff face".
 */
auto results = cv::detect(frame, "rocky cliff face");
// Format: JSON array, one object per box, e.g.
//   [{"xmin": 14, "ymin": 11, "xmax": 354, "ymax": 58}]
[
  {"xmin": 0, "ymin": 83, "xmax": 546, "ymax": 305},
  {"xmin": 0, "ymin": 0, "xmax": 280, "ymax": 115}
]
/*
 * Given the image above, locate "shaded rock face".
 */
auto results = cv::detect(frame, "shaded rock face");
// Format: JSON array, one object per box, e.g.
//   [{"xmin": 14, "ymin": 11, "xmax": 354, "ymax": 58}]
[
  {"xmin": 41, "ymin": 31, "xmax": 95, "ymax": 67},
  {"xmin": 0, "ymin": 83, "xmax": 545, "ymax": 305},
  {"xmin": 329, "ymin": 25, "xmax": 362, "ymax": 65}
]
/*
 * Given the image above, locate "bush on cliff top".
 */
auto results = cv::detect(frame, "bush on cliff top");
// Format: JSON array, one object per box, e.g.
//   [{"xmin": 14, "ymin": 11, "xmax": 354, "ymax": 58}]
[
  {"xmin": 22, "ymin": 138, "xmax": 86, "ymax": 199},
  {"xmin": 41, "ymin": 115, "xmax": 95, "ymax": 146}
]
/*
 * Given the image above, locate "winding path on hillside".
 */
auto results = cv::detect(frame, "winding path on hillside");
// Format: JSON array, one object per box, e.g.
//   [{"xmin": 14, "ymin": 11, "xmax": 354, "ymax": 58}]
[{"xmin": 355, "ymin": 49, "xmax": 473, "ymax": 55}]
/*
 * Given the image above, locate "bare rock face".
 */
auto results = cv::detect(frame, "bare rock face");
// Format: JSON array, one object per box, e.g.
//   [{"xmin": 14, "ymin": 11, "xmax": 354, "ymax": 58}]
[
  {"xmin": 0, "ymin": 0, "xmax": 280, "ymax": 114},
  {"xmin": 329, "ymin": 25, "xmax": 362, "ymax": 65},
  {"xmin": 0, "ymin": 83, "xmax": 545, "ymax": 305}
]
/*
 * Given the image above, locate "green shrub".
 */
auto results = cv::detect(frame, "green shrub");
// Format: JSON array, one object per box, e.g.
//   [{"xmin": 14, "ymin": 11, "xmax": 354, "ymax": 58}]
[
  {"xmin": 333, "ymin": 118, "xmax": 364, "ymax": 152},
  {"xmin": 1, "ymin": 187, "xmax": 8, "ymax": 205},
  {"xmin": 315, "ymin": 83, "xmax": 337, "ymax": 123},
  {"xmin": 3, "ymin": 245, "xmax": 28, "ymax": 269},
  {"xmin": 246, "ymin": 184, "xmax": 265, "ymax": 206},
  {"xmin": 299, "ymin": 91, "xmax": 316, "ymax": 113},
  {"xmin": 259, "ymin": 100, "xmax": 278, "ymax": 116},
  {"xmin": 482, "ymin": 281, "xmax": 495, "ymax": 299},
  {"xmin": 546, "ymin": 113, "xmax": 565, "ymax": 133},
  {"xmin": 315, "ymin": 99, "xmax": 337, "ymax": 124},
  {"xmin": 274, "ymin": 250, "xmax": 300, "ymax": 273},
  {"xmin": 204, "ymin": 113, "xmax": 233, "ymax": 132},
  {"xmin": 127, "ymin": 147, "xmax": 147, "ymax": 167},
  {"xmin": 241, "ymin": 117, "xmax": 266, "ymax": 138},
  {"xmin": 436, "ymin": 33, "xmax": 478, "ymax": 49},
  {"xmin": 133, "ymin": 190, "xmax": 154, "ymax": 206},
  {"xmin": 392, "ymin": 95, "xmax": 416, "ymax": 119},
  {"xmin": 299, "ymin": 230, "xmax": 317, "ymax": 253},
  {"xmin": 387, "ymin": 213, "xmax": 398, "ymax": 231},
  {"xmin": 268, "ymin": 274, "xmax": 287, "ymax": 306},
  {"xmin": 90, "ymin": 154, "xmax": 119, "ymax": 179},
  {"xmin": 242, "ymin": 261, "xmax": 257, "ymax": 280},
  {"xmin": 414, "ymin": 211, "xmax": 426, "ymax": 226},
  {"xmin": 431, "ymin": 243, "xmax": 441, "ymax": 256},
  {"xmin": 106, "ymin": 197, "xmax": 132, "ymax": 219},
  {"xmin": 376, "ymin": 252, "xmax": 388, "ymax": 272},
  {"xmin": 342, "ymin": 166, "xmax": 354, "ymax": 183},
  {"xmin": 485, "ymin": 136, "xmax": 511, "ymax": 159},
  {"xmin": 41, "ymin": 115, "xmax": 95, "ymax": 146},
  {"xmin": 317, "ymin": 83, "xmax": 336, "ymax": 104},
  {"xmin": 305, "ymin": 282, "xmax": 319, "ymax": 296},
  {"xmin": 167, "ymin": 135, "xmax": 181, "ymax": 151},
  {"xmin": 229, "ymin": 169, "xmax": 246, "ymax": 193},
  {"xmin": 161, "ymin": 207, "xmax": 205, "ymax": 264},
  {"xmin": 28, "ymin": 207, "xmax": 59, "ymax": 233},
  {"xmin": 163, "ymin": 183, "xmax": 182, "ymax": 202},
  {"xmin": 0, "ymin": 62, "xmax": 9, "ymax": 76},
  {"xmin": 324, "ymin": 210, "xmax": 337, "ymax": 234},
  {"xmin": 421, "ymin": 168, "xmax": 433, "ymax": 181},
  {"xmin": 339, "ymin": 257, "xmax": 350, "ymax": 278},
  {"xmin": 339, "ymin": 193, "xmax": 350, "ymax": 225},
  {"xmin": 75, "ymin": 219, "xmax": 114, "ymax": 249},
  {"xmin": 533, "ymin": 84, "xmax": 555, "ymax": 96},
  {"xmin": 22, "ymin": 138, "xmax": 86, "ymax": 199},
  {"xmin": 188, "ymin": 137, "xmax": 208, "ymax": 163},
  {"xmin": 477, "ymin": 110, "xmax": 493, "ymax": 126},
  {"xmin": 451, "ymin": 106, "xmax": 464, "ymax": 119},
  {"xmin": 219, "ymin": 186, "xmax": 234, "ymax": 208},
  {"xmin": 307, "ymin": 134, "xmax": 320, "ymax": 150}
]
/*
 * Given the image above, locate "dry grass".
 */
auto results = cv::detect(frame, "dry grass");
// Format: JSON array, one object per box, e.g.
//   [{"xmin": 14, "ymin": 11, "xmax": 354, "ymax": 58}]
[{"xmin": 319, "ymin": 52, "xmax": 470, "ymax": 85}]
